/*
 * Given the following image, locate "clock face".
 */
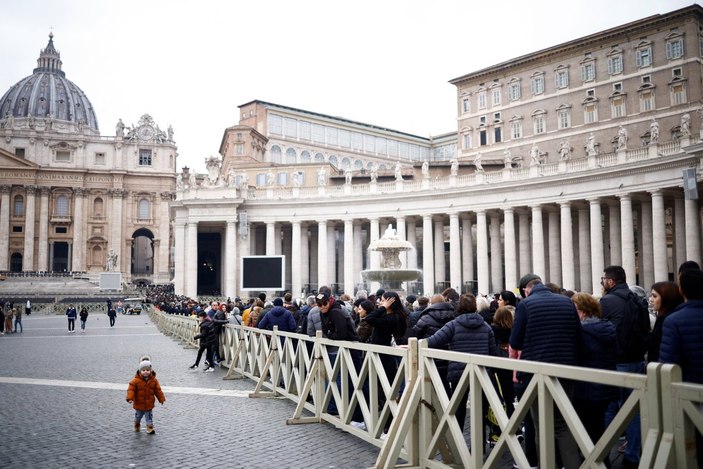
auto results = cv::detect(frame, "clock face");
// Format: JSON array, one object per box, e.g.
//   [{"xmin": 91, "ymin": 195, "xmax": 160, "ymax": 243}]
[{"xmin": 138, "ymin": 125, "xmax": 155, "ymax": 141}]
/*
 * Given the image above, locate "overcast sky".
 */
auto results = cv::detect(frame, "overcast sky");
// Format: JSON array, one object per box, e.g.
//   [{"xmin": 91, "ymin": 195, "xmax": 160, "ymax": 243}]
[{"xmin": 1, "ymin": 0, "xmax": 696, "ymax": 172}]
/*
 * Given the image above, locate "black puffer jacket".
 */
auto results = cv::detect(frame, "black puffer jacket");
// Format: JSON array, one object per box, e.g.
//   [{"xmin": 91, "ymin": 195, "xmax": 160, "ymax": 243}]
[
  {"xmin": 427, "ymin": 312, "xmax": 498, "ymax": 382},
  {"xmin": 575, "ymin": 317, "xmax": 618, "ymax": 403},
  {"xmin": 411, "ymin": 302, "xmax": 454, "ymax": 342},
  {"xmin": 194, "ymin": 319, "xmax": 217, "ymax": 347}
]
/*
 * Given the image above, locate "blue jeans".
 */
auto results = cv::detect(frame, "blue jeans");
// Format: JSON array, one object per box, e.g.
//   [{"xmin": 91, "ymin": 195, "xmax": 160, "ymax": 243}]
[
  {"xmin": 14, "ymin": 317, "xmax": 22, "ymax": 333},
  {"xmin": 80, "ymin": 320, "xmax": 86, "ymax": 330},
  {"xmin": 134, "ymin": 409, "xmax": 153, "ymax": 425},
  {"xmin": 605, "ymin": 361, "xmax": 645, "ymax": 464}
]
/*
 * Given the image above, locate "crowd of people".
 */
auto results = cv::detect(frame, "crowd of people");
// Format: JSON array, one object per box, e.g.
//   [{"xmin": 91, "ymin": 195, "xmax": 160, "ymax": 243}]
[{"xmin": 146, "ymin": 261, "xmax": 703, "ymax": 468}]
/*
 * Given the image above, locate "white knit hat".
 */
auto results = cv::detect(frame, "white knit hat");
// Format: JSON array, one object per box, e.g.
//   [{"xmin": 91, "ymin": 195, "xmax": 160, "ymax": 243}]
[{"xmin": 139, "ymin": 359, "xmax": 152, "ymax": 370}]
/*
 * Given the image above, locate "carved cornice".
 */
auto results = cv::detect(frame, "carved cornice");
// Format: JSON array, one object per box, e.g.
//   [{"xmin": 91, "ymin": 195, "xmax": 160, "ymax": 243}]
[
  {"xmin": 0, "ymin": 185, "xmax": 12, "ymax": 194},
  {"xmin": 24, "ymin": 185, "xmax": 37, "ymax": 195}
]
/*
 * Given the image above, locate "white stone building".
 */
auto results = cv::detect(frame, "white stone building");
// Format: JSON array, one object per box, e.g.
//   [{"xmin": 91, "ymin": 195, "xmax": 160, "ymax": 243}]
[
  {"xmin": 0, "ymin": 34, "xmax": 176, "ymax": 285},
  {"xmin": 173, "ymin": 5, "xmax": 703, "ymax": 299}
]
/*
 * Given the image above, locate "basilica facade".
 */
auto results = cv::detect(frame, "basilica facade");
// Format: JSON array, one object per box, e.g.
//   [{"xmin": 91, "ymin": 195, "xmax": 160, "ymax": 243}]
[
  {"xmin": 0, "ymin": 34, "xmax": 176, "ymax": 285},
  {"xmin": 175, "ymin": 5, "xmax": 703, "ymax": 299}
]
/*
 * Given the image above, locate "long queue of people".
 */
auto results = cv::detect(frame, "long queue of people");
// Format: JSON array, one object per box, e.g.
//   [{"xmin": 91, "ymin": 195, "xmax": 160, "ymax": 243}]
[{"xmin": 147, "ymin": 261, "xmax": 703, "ymax": 468}]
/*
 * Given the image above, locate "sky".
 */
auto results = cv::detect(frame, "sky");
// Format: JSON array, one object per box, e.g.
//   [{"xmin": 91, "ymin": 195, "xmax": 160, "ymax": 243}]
[{"xmin": 0, "ymin": 0, "xmax": 697, "ymax": 172}]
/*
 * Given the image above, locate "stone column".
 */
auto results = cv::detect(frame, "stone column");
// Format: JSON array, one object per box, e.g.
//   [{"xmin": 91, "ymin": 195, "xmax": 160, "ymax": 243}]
[
  {"xmin": 327, "ymin": 224, "xmax": 336, "ymax": 288},
  {"xmin": 461, "ymin": 215, "xmax": 474, "ymax": 292},
  {"xmin": 23, "ymin": 185, "xmax": 37, "ymax": 271},
  {"xmin": 589, "ymin": 198, "xmax": 605, "ymax": 295},
  {"xmin": 640, "ymin": 198, "xmax": 654, "ymax": 289},
  {"xmin": 518, "ymin": 211, "xmax": 531, "ymax": 276},
  {"xmin": 186, "ymin": 222, "xmax": 198, "ymax": 298},
  {"xmin": 560, "ymin": 202, "xmax": 574, "ymax": 291},
  {"xmin": 577, "ymin": 206, "xmax": 592, "ymax": 293},
  {"xmin": 110, "ymin": 189, "xmax": 126, "ymax": 270},
  {"xmin": 407, "ymin": 218, "xmax": 418, "ymax": 270},
  {"xmin": 530, "ymin": 205, "xmax": 545, "ymax": 278},
  {"xmin": 343, "ymin": 218, "xmax": 354, "ymax": 295},
  {"xmin": 607, "ymin": 202, "xmax": 622, "ymax": 267},
  {"xmin": 225, "ymin": 219, "xmax": 237, "ymax": 299},
  {"xmin": 317, "ymin": 220, "xmax": 328, "ymax": 288},
  {"xmin": 620, "ymin": 194, "xmax": 636, "ymax": 283},
  {"xmin": 38, "ymin": 187, "xmax": 50, "ymax": 271},
  {"xmin": 301, "ymin": 224, "xmax": 310, "ymax": 291},
  {"xmin": 673, "ymin": 194, "xmax": 686, "ymax": 270},
  {"xmin": 158, "ymin": 192, "xmax": 172, "ymax": 283},
  {"xmin": 548, "ymin": 208, "xmax": 561, "ymax": 286},
  {"xmin": 503, "ymin": 208, "xmax": 517, "ymax": 292},
  {"xmin": 291, "ymin": 220, "xmax": 302, "ymax": 296},
  {"xmin": 369, "ymin": 218, "xmax": 380, "ymax": 272},
  {"xmin": 71, "ymin": 188, "xmax": 86, "ymax": 271},
  {"xmin": 449, "ymin": 213, "xmax": 461, "ymax": 291},
  {"xmin": 476, "ymin": 210, "xmax": 489, "ymax": 295},
  {"xmin": 650, "ymin": 190, "xmax": 668, "ymax": 282},
  {"xmin": 422, "ymin": 214, "xmax": 434, "ymax": 295},
  {"xmin": 685, "ymin": 198, "xmax": 701, "ymax": 265},
  {"xmin": 434, "ymin": 218, "xmax": 445, "ymax": 287},
  {"xmin": 0, "ymin": 185, "xmax": 10, "ymax": 270},
  {"xmin": 266, "ymin": 222, "xmax": 276, "ymax": 255},
  {"xmin": 353, "ymin": 223, "xmax": 363, "ymax": 289},
  {"xmin": 396, "ymin": 216, "xmax": 407, "ymax": 268},
  {"xmin": 174, "ymin": 221, "xmax": 186, "ymax": 295},
  {"xmin": 490, "ymin": 212, "xmax": 503, "ymax": 293}
]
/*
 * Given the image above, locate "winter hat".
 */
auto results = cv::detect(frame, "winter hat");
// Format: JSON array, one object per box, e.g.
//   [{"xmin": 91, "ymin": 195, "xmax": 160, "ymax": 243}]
[
  {"xmin": 139, "ymin": 359, "xmax": 152, "ymax": 371},
  {"xmin": 519, "ymin": 273, "xmax": 541, "ymax": 289},
  {"xmin": 273, "ymin": 298, "xmax": 283, "ymax": 307}
]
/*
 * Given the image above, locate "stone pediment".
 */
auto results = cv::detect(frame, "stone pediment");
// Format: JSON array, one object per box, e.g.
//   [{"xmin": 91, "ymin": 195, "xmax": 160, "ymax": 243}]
[{"xmin": 0, "ymin": 147, "xmax": 39, "ymax": 169}]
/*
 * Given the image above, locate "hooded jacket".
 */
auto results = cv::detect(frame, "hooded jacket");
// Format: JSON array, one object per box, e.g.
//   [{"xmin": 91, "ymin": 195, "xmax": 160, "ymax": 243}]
[
  {"xmin": 257, "ymin": 306, "xmax": 297, "ymax": 332},
  {"xmin": 126, "ymin": 369, "xmax": 165, "ymax": 411},
  {"xmin": 427, "ymin": 312, "xmax": 498, "ymax": 382},
  {"xmin": 410, "ymin": 301, "xmax": 454, "ymax": 341},
  {"xmin": 575, "ymin": 317, "xmax": 618, "ymax": 402}
]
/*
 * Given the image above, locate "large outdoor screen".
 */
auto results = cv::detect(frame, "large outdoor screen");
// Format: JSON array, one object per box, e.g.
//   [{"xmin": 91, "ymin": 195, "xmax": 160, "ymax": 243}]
[{"xmin": 240, "ymin": 255, "xmax": 285, "ymax": 291}]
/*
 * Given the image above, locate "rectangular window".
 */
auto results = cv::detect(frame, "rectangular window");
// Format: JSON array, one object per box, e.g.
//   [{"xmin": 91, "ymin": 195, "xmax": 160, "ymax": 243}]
[
  {"xmin": 555, "ymin": 70, "xmax": 569, "ymax": 89},
  {"xmin": 608, "ymin": 55, "xmax": 623, "ymax": 75},
  {"xmin": 671, "ymin": 83, "xmax": 686, "ymax": 105},
  {"xmin": 283, "ymin": 117, "xmax": 297, "ymax": 138},
  {"xmin": 277, "ymin": 172, "xmax": 288, "ymax": 186},
  {"xmin": 326, "ymin": 127, "xmax": 338, "ymax": 146},
  {"xmin": 611, "ymin": 97, "xmax": 626, "ymax": 118},
  {"xmin": 672, "ymin": 67, "xmax": 682, "ymax": 78},
  {"xmin": 493, "ymin": 112, "xmax": 501, "ymax": 121},
  {"xmin": 478, "ymin": 92, "xmax": 487, "ymax": 109},
  {"xmin": 462, "ymin": 98, "xmax": 471, "ymax": 113},
  {"xmin": 268, "ymin": 115, "xmax": 282, "ymax": 135},
  {"xmin": 351, "ymin": 132, "xmax": 363, "ymax": 151},
  {"xmin": 375, "ymin": 137, "xmax": 387, "ymax": 155},
  {"xmin": 531, "ymin": 76, "xmax": 544, "ymax": 94},
  {"xmin": 584, "ymin": 103, "xmax": 598, "ymax": 124},
  {"xmin": 299, "ymin": 121, "xmax": 311, "ymax": 141},
  {"xmin": 339, "ymin": 129, "xmax": 351, "ymax": 148},
  {"xmin": 640, "ymin": 90, "xmax": 655, "ymax": 112},
  {"xmin": 55, "ymin": 226, "xmax": 67, "ymax": 234},
  {"xmin": 462, "ymin": 134, "xmax": 471, "ymax": 149},
  {"xmin": 636, "ymin": 47, "xmax": 652, "ymax": 67},
  {"xmin": 508, "ymin": 82, "xmax": 521, "ymax": 101},
  {"xmin": 580, "ymin": 63, "xmax": 595, "ymax": 81},
  {"xmin": 256, "ymin": 173, "xmax": 266, "ymax": 186},
  {"xmin": 363, "ymin": 134, "xmax": 374, "ymax": 153},
  {"xmin": 235, "ymin": 143, "xmax": 244, "ymax": 155},
  {"xmin": 667, "ymin": 39, "xmax": 684, "ymax": 59},
  {"xmin": 138, "ymin": 149, "xmax": 152, "ymax": 166},
  {"xmin": 557, "ymin": 110, "xmax": 571, "ymax": 129},
  {"xmin": 387, "ymin": 139, "xmax": 398, "ymax": 157},
  {"xmin": 95, "ymin": 152, "xmax": 105, "ymax": 165},
  {"xmin": 312, "ymin": 124, "xmax": 325, "ymax": 143},
  {"xmin": 510, "ymin": 121, "xmax": 522, "ymax": 139},
  {"xmin": 492, "ymin": 89, "xmax": 501, "ymax": 106},
  {"xmin": 56, "ymin": 150, "xmax": 71, "ymax": 162},
  {"xmin": 15, "ymin": 148, "xmax": 26, "ymax": 158},
  {"xmin": 533, "ymin": 116, "xmax": 545, "ymax": 134},
  {"xmin": 12, "ymin": 226, "xmax": 23, "ymax": 233},
  {"xmin": 398, "ymin": 142, "xmax": 409, "ymax": 158},
  {"xmin": 479, "ymin": 130, "xmax": 487, "ymax": 146},
  {"xmin": 494, "ymin": 127, "xmax": 502, "ymax": 143}
]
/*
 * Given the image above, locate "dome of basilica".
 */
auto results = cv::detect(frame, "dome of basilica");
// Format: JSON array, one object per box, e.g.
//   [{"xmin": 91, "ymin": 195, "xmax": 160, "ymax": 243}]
[{"xmin": 0, "ymin": 33, "xmax": 99, "ymax": 132}]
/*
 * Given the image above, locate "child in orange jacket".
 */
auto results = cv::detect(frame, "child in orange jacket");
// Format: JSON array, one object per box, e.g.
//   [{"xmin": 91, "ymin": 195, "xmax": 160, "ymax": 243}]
[{"xmin": 126, "ymin": 355, "xmax": 165, "ymax": 434}]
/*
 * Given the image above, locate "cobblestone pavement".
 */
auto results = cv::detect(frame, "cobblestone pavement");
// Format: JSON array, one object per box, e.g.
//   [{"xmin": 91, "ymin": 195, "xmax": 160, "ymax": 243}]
[{"xmin": 0, "ymin": 313, "xmax": 380, "ymax": 469}]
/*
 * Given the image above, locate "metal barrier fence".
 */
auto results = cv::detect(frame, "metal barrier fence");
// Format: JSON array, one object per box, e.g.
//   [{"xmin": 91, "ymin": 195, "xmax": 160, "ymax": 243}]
[{"xmin": 150, "ymin": 310, "xmax": 703, "ymax": 468}]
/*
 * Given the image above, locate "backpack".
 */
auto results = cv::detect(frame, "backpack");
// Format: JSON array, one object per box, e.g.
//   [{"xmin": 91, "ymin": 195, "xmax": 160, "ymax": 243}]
[
  {"xmin": 296, "ymin": 312, "xmax": 308, "ymax": 335},
  {"xmin": 621, "ymin": 291, "xmax": 651, "ymax": 358}
]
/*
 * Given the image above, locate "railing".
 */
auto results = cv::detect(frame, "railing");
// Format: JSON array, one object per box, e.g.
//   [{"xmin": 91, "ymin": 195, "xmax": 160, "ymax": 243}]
[{"xmin": 151, "ymin": 309, "xmax": 703, "ymax": 468}]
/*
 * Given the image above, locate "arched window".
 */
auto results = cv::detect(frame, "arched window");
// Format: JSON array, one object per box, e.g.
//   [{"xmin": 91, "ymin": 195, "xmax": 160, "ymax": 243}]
[
  {"xmin": 55, "ymin": 195, "xmax": 69, "ymax": 217},
  {"xmin": 13, "ymin": 195, "xmax": 24, "ymax": 217},
  {"xmin": 285, "ymin": 147, "xmax": 297, "ymax": 163},
  {"xmin": 270, "ymin": 145, "xmax": 282, "ymax": 164},
  {"xmin": 329, "ymin": 155, "xmax": 338, "ymax": 168},
  {"xmin": 300, "ymin": 151, "xmax": 311, "ymax": 163},
  {"xmin": 314, "ymin": 153, "xmax": 325, "ymax": 163},
  {"xmin": 93, "ymin": 197, "xmax": 104, "ymax": 218},
  {"xmin": 341, "ymin": 157, "xmax": 351, "ymax": 169},
  {"xmin": 354, "ymin": 159, "xmax": 363, "ymax": 170},
  {"xmin": 138, "ymin": 198, "xmax": 150, "ymax": 220}
]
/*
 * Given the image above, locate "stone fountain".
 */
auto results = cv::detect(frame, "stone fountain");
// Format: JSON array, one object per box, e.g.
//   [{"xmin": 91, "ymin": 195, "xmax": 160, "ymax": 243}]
[{"xmin": 361, "ymin": 225, "xmax": 421, "ymax": 293}]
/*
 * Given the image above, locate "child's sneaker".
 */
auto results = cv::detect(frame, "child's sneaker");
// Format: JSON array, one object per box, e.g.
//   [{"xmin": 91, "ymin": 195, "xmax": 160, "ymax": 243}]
[
  {"xmin": 146, "ymin": 424, "xmax": 155, "ymax": 435},
  {"xmin": 203, "ymin": 367, "xmax": 214, "ymax": 373}
]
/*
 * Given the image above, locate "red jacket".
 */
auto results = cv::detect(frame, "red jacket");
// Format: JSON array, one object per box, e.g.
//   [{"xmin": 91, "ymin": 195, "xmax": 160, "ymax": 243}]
[{"xmin": 126, "ymin": 370, "xmax": 165, "ymax": 411}]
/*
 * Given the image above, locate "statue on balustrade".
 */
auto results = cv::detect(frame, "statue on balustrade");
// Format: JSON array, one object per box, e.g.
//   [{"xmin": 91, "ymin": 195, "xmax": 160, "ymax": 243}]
[
  {"xmin": 680, "ymin": 113, "xmax": 691, "ymax": 137},
  {"xmin": 649, "ymin": 119, "xmax": 659, "ymax": 144},
  {"xmin": 450, "ymin": 157, "xmax": 459, "ymax": 176},
  {"xmin": 586, "ymin": 133, "xmax": 597, "ymax": 156},
  {"xmin": 616, "ymin": 125, "xmax": 628, "ymax": 150}
]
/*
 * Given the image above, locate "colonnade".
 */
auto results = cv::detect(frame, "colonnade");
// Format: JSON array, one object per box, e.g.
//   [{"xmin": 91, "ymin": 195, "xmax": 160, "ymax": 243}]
[{"xmin": 176, "ymin": 188, "xmax": 701, "ymax": 299}]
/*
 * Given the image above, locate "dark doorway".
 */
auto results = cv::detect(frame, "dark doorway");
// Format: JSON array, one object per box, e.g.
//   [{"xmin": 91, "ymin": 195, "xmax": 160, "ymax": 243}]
[
  {"xmin": 198, "ymin": 233, "xmax": 222, "ymax": 296},
  {"xmin": 10, "ymin": 253, "xmax": 22, "ymax": 272},
  {"xmin": 52, "ymin": 242, "xmax": 69, "ymax": 272}
]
